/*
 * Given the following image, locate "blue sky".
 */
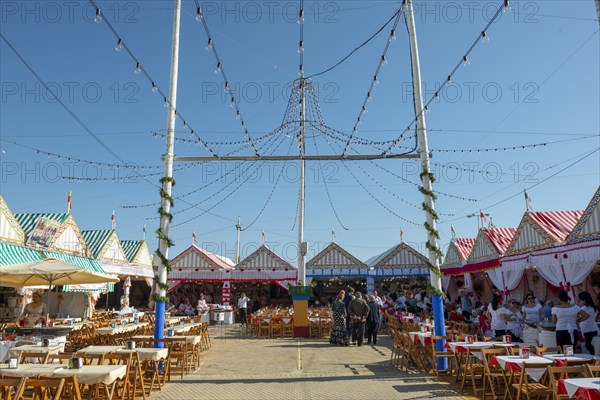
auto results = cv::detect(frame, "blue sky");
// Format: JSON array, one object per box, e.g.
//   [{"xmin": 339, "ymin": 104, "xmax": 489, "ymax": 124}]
[{"xmin": 1, "ymin": 0, "xmax": 598, "ymax": 265}]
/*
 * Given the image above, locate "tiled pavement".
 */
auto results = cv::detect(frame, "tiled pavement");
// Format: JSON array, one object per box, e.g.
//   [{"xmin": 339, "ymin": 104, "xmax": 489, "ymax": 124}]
[{"xmin": 151, "ymin": 324, "xmax": 476, "ymax": 400}]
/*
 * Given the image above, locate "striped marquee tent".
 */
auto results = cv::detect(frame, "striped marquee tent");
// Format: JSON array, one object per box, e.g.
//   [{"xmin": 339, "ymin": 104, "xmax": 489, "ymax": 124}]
[
  {"xmin": 498, "ymin": 188, "xmax": 600, "ymax": 296},
  {"xmin": 461, "ymin": 227, "xmax": 517, "ymax": 274},
  {"xmin": 0, "ymin": 242, "xmax": 43, "ymax": 267},
  {"xmin": 234, "ymin": 245, "xmax": 297, "ymax": 288},
  {"xmin": 568, "ymin": 186, "xmax": 600, "ymax": 244},
  {"xmin": 505, "ymin": 211, "xmax": 583, "ymax": 257},
  {"xmin": 366, "ymin": 242, "xmax": 430, "ymax": 277},
  {"xmin": 0, "ymin": 195, "xmax": 26, "ymax": 244},
  {"xmin": 167, "ymin": 245, "xmax": 235, "ymax": 289},
  {"xmin": 441, "ymin": 238, "xmax": 477, "ymax": 274},
  {"xmin": 120, "ymin": 240, "xmax": 154, "ymax": 279},
  {"xmin": 15, "ymin": 213, "xmax": 91, "ymax": 258},
  {"xmin": 306, "ymin": 242, "xmax": 367, "ymax": 278},
  {"xmin": 441, "ymin": 237, "xmax": 476, "ymax": 295}
]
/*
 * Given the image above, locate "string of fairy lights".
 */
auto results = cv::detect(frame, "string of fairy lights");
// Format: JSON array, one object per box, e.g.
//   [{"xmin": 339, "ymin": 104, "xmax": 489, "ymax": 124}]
[
  {"xmin": 152, "ymin": 133, "xmax": 291, "ymax": 220},
  {"xmin": 193, "ymin": 0, "xmax": 260, "ymax": 157},
  {"xmin": 124, "ymin": 123, "xmax": 297, "ymax": 209},
  {"xmin": 380, "ymin": 0, "xmax": 511, "ymax": 156},
  {"xmin": 342, "ymin": 9, "xmax": 403, "ymax": 156},
  {"xmin": 89, "ymin": 0, "xmax": 219, "ymax": 158}
]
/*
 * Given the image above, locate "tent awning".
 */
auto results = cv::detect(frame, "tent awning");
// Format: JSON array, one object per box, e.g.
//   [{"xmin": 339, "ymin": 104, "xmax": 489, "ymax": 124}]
[
  {"xmin": 42, "ymin": 251, "xmax": 107, "ymax": 274},
  {"xmin": 0, "ymin": 243, "xmax": 43, "ymax": 266}
]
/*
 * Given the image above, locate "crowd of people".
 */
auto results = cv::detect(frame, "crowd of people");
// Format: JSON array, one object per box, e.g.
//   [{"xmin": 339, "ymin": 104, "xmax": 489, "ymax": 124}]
[{"xmin": 328, "ymin": 285, "xmax": 599, "ymax": 353}]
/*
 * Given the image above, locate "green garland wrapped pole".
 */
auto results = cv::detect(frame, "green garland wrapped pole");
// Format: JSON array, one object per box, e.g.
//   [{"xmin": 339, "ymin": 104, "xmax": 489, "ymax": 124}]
[
  {"xmin": 404, "ymin": 0, "xmax": 447, "ymax": 371},
  {"xmin": 153, "ymin": 0, "xmax": 181, "ymax": 344}
]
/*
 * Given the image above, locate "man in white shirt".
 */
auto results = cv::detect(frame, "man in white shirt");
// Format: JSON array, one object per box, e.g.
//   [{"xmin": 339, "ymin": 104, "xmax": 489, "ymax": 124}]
[{"xmin": 238, "ymin": 293, "xmax": 249, "ymax": 325}]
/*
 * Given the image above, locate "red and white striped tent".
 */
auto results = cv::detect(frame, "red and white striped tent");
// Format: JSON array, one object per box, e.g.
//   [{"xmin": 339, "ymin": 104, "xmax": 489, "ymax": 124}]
[
  {"xmin": 234, "ymin": 245, "xmax": 297, "ymax": 289},
  {"xmin": 499, "ymin": 189, "xmax": 600, "ymax": 298},
  {"xmin": 441, "ymin": 238, "xmax": 476, "ymax": 297},
  {"xmin": 460, "ymin": 227, "xmax": 516, "ymax": 274},
  {"xmin": 365, "ymin": 242, "xmax": 429, "ymax": 277},
  {"xmin": 306, "ymin": 242, "xmax": 367, "ymax": 278},
  {"xmin": 167, "ymin": 245, "xmax": 235, "ymax": 291},
  {"xmin": 441, "ymin": 238, "xmax": 477, "ymax": 274}
]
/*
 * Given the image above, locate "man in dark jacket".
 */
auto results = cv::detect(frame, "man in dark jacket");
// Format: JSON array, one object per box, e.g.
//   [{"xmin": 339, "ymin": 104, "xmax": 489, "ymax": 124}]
[
  {"xmin": 366, "ymin": 295, "xmax": 381, "ymax": 345},
  {"xmin": 348, "ymin": 292, "xmax": 370, "ymax": 346},
  {"xmin": 343, "ymin": 287, "xmax": 355, "ymax": 336}
]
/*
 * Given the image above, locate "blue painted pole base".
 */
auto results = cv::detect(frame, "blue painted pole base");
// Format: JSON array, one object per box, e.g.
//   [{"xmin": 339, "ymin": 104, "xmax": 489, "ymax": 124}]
[
  {"xmin": 154, "ymin": 300, "xmax": 165, "ymax": 348},
  {"xmin": 432, "ymin": 294, "xmax": 448, "ymax": 371}
]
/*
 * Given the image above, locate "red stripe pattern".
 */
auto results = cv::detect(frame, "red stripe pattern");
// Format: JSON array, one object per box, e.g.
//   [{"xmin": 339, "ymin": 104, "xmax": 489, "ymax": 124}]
[{"xmin": 528, "ymin": 210, "xmax": 583, "ymax": 243}]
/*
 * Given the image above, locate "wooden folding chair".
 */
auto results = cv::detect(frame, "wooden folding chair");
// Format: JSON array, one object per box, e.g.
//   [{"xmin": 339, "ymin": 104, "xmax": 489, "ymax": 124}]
[
  {"xmin": 460, "ymin": 347, "xmax": 485, "ymax": 396},
  {"xmin": 430, "ymin": 335, "xmax": 455, "ymax": 377},
  {"xmin": 584, "ymin": 364, "xmax": 600, "ymax": 377},
  {"xmin": 18, "ymin": 351, "xmax": 49, "ymax": 364},
  {"xmin": 47, "ymin": 353, "xmax": 74, "ymax": 364},
  {"xmin": 20, "ymin": 378, "xmax": 65, "ymax": 400},
  {"xmin": 482, "ymin": 347, "xmax": 509, "ymax": 400},
  {"xmin": 563, "ymin": 358, "xmax": 594, "ymax": 367},
  {"xmin": 270, "ymin": 319, "xmax": 283, "ymax": 339},
  {"xmin": 547, "ymin": 365, "xmax": 587, "ymax": 400},
  {"xmin": 533, "ymin": 346, "xmax": 561, "ymax": 356},
  {"xmin": 0, "ymin": 377, "xmax": 26, "ymax": 400},
  {"xmin": 38, "ymin": 375, "xmax": 83, "ymax": 400},
  {"xmin": 510, "ymin": 362, "xmax": 551, "ymax": 400},
  {"xmin": 103, "ymin": 352, "xmax": 134, "ymax": 400}
]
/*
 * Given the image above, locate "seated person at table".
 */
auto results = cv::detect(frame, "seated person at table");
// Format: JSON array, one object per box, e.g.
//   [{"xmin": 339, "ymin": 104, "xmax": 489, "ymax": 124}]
[
  {"xmin": 197, "ymin": 295, "xmax": 208, "ymax": 313},
  {"xmin": 178, "ymin": 298, "xmax": 195, "ymax": 316},
  {"xmin": 20, "ymin": 290, "xmax": 47, "ymax": 327}
]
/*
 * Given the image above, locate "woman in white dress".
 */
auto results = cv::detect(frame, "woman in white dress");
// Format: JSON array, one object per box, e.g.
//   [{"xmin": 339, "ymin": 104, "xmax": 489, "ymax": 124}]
[
  {"xmin": 552, "ymin": 290, "xmax": 589, "ymax": 349},
  {"xmin": 506, "ymin": 299, "xmax": 523, "ymax": 342},
  {"xmin": 20, "ymin": 291, "xmax": 47, "ymax": 327},
  {"xmin": 521, "ymin": 294, "xmax": 543, "ymax": 323},
  {"xmin": 486, "ymin": 293, "xmax": 512, "ymax": 337},
  {"xmin": 577, "ymin": 291, "xmax": 598, "ymax": 354}
]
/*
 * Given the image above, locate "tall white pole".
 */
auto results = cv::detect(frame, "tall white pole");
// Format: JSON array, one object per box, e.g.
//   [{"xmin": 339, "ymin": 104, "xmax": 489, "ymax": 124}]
[
  {"xmin": 235, "ymin": 216, "xmax": 241, "ymax": 263},
  {"xmin": 298, "ymin": 78, "xmax": 306, "ymax": 284},
  {"xmin": 405, "ymin": 0, "xmax": 446, "ymax": 368},
  {"xmin": 154, "ymin": 0, "xmax": 181, "ymax": 340}
]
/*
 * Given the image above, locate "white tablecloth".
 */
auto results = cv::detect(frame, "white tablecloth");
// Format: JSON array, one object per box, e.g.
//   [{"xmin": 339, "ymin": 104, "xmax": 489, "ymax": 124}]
[
  {"xmin": 542, "ymin": 353, "xmax": 597, "ymax": 363},
  {"xmin": 496, "ymin": 355, "xmax": 552, "ymax": 382},
  {"xmin": 77, "ymin": 345, "xmax": 169, "ymax": 362},
  {"xmin": 0, "ymin": 365, "xmax": 126, "ymax": 386},
  {"xmin": 0, "ymin": 341, "xmax": 14, "ymax": 362},
  {"xmin": 8, "ymin": 344, "xmax": 63, "ymax": 357},
  {"xmin": 95, "ymin": 322, "xmax": 148, "ymax": 335},
  {"xmin": 563, "ymin": 378, "xmax": 600, "ymax": 398}
]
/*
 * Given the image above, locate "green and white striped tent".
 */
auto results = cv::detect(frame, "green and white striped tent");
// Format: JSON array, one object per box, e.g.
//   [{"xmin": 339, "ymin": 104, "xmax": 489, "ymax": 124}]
[
  {"xmin": 43, "ymin": 251, "xmax": 115, "ymax": 292},
  {"xmin": 120, "ymin": 240, "xmax": 154, "ymax": 279},
  {"xmin": 15, "ymin": 213, "xmax": 91, "ymax": 257},
  {"xmin": 0, "ymin": 242, "xmax": 43, "ymax": 267},
  {"xmin": 0, "ymin": 195, "xmax": 26, "ymax": 244}
]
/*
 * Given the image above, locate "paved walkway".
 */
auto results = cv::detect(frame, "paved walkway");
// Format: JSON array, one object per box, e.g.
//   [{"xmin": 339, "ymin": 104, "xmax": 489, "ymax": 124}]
[{"xmin": 152, "ymin": 324, "xmax": 476, "ymax": 400}]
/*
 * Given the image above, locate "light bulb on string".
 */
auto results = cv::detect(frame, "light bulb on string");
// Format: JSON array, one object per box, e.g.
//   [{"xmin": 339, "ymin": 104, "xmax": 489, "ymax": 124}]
[
  {"xmin": 236, "ymin": 111, "xmax": 241, "ymax": 120},
  {"xmin": 362, "ymin": 106, "xmax": 368, "ymax": 114},
  {"xmin": 390, "ymin": 29, "xmax": 396, "ymax": 41},
  {"xmin": 373, "ymin": 76, "xmax": 379, "ymax": 85},
  {"xmin": 94, "ymin": 8, "xmax": 102, "ymax": 23},
  {"xmin": 230, "ymin": 97, "xmax": 235, "ymax": 107},
  {"xmin": 215, "ymin": 62, "xmax": 221, "ymax": 74},
  {"xmin": 224, "ymin": 82, "xmax": 230, "ymax": 93},
  {"xmin": 463, "ymin": 55, "xmax": 470, "ymax": 66},
  {"xmin": 115, "ymin": 38, "xmax": 123, "ymax": 52},
  {"xmin": 151, "ymin": 82, "xmax": 158, "ymax": 92},
  {"xmin": 424, "ymin": 106, "xmax": 430, "ymax": 114},
  {"xmin": 206, "ymin": 38, "xmax": 213, "ymax": 51},
  {"xmin": 163, "ymin": 97, "xmax": 169, "ymax": 108},
  {"xmin": 297, "ymin": 9, "xmax": 304, "ymax": 24},
  {"xmin": 381, "ymin": 55, "xmax": 388, "ymax": 66},
  {"xmin": 367, "ymin": 92, "xmax": 373, "ymax": 102},
  {"xmin": 134, "ymin": 62, "xmax": 142, "ymax": 74},
  {"xmin": 196, "ymin": 6, "xmax": 202, "ymax": 21},
  {"xmin": 447, "ymin": 75, "xmax": 452, "ymax": 83},
  {"xmin": 503, "ymin": 0, "xmax": 511, "ymax": 12},
  {"xmin": 481, "ymin": 31, "xmax": 489, "ymax": 43},
  {"xmin": 298, "ymin": 40, "xmax": 304, "ymax": 54}
]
